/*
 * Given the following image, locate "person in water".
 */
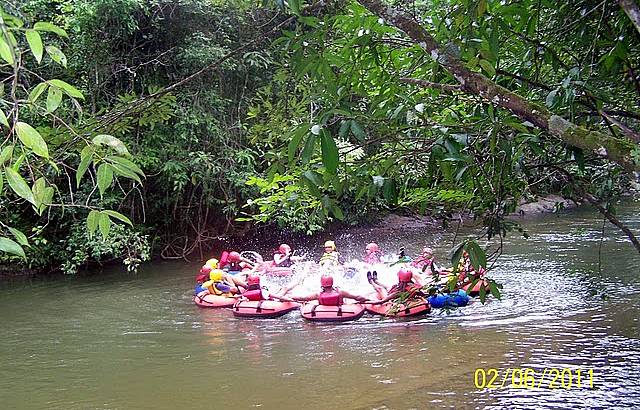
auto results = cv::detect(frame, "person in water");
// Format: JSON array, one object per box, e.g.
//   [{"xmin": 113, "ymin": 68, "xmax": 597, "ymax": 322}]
[
  {"xmin": 202, "ymin": 269, "xmax": 242, "ymax": 296},
  {"xmin": 293, "ymin": 275, "xmax": 369, "ymax": 305},
  {"xmin": 363, "ymin": 242, "xmax": 383, "ymax": 264},
  {"xmin": 237, "ymin": 274, "xmax": 297, "ymax": 302},
  {"xmin": 368, "ymin": 268, "xmax": 425, "ymax": 303},
  {"xmin": 318, "ymin": 241, "xmax": 341, "ymax": 266},
  {"xmin": 273, "ymin": 243, "xmax": 304, "ymax": 267}
]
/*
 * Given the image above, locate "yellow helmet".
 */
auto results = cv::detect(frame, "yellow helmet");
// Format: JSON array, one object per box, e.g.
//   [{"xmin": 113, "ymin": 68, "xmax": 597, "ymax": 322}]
[
  {"xmin": 205, "ymin": 258, "xmax": 219, "ymax": 269},
  {"xmin": 209, "ymin": 269, "xmax": 224, "ymax": 282},
  {"xmin": 323, "ymin": 240, "xmax": 336, "ymax": 251}
]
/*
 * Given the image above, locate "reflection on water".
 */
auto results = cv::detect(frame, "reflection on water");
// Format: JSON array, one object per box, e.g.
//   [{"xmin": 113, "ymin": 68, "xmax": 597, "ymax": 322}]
[{"xmin": 1, "ymin": 201, "xmax": 640, "ymax": 408}]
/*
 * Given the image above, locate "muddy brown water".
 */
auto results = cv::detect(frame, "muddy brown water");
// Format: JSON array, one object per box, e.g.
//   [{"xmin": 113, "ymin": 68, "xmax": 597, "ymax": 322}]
[{"xmin": 1, "ymin": 201, "xmax": 639, "ymax": 409}]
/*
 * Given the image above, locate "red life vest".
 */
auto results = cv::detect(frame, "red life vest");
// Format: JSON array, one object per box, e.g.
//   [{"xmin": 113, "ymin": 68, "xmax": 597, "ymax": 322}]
[
  {"xmin": 243, "ymin": 289, "xmax": 263, "ymax": 301},
  {"xmin": 318, "ymin": 289, "xmax": 343, "ymax": 306}
]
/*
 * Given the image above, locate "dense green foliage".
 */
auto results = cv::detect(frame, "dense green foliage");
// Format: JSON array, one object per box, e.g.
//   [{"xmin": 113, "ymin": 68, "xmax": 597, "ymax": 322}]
[{"xmin": 1, "ymin": 0, "xmax": 639, "ymax": 274}]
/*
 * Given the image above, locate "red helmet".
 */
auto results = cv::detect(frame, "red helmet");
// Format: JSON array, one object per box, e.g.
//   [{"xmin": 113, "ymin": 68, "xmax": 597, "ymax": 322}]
[
  {"xmin": 279, "ymin": 244, "xmax": 291, "ymax": 254},
  {"xmin": 199, "ymin": 265, "xmax": 212, "ymax": 274},
  {"xmin": 320, "ymin": 275, "xmax": 334, "ymax": 288},
  {"xmin": 228, "ymin": 251, "xmax": 241, "ymax": 262},
  {"xmin": 365, "ymin": 243, "xmax": 379, "ymax": 253},
  {"xmin": 398, "ymin": 269, "xmax": 412, "ymax": 282},
  {"xmin": 247, "ymin": 274, "xmax": 261, "ymax": 286}
]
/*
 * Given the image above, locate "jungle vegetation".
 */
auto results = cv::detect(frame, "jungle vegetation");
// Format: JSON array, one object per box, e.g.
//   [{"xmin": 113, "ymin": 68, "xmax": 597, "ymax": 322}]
[{"xmin": 1, "ymin": 0, "xmax": 639, "ymax": 275}]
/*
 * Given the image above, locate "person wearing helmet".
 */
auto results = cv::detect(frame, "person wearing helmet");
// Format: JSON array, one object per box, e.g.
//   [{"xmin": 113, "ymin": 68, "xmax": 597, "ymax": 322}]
[
  {"xmin": 201, "ymin": 269, "xmax": 239, "ymax": 296},
  {"xmin": 238, "ymin": 274, "xmax": 296, "ymax": 302},
  {"xmin": 292, "ymin": 275, "xmax": 369, "ymax": 305},
  {"xmin": 363, "ymin": 242, "xmax": 383, "ymax": 265},
  {"xmin": 319, "ymin": 240, "xmax": 341, "ymax": 266},
  {"xmin": 273, "ymin": 243, "xmax": 305, "ymax": 267},
  {"xmin": 368, "ymin": 268, "xmax": 425, "ymax": 304}
]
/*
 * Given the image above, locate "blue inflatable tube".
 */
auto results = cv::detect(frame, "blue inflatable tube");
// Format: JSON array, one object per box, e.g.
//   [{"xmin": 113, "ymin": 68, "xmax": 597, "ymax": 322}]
[{"xmin": 428, "ymin": 289, "xmax": 469, "ymax": 308}]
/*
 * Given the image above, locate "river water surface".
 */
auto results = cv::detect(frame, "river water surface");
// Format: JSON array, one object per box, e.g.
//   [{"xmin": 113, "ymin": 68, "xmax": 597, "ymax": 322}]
[{"xmin": 1, "ymin": 202, "xmax": 640, "ymax": 409}]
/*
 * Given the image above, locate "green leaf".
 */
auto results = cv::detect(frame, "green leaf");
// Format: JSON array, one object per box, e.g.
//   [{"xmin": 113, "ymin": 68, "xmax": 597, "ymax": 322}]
[
  {"xmin": 45, "ymin": 45, "xmax": 67, "ymax": 67},
  {"xmin": 47, "ymin": 79, "xmax": 84, "ymax": 100},
  {"xmin": 29, "ymin": 82, "xmax": 48, "ymax": 103},
  {"xmin": 479, "ymin": 284, "xmax": 487, "ymax": 304},
  {"xmin": 350, "ymin": 121, "xmax": 366, "ymax": 142},
  {"xmin": 32, "ymin": 177, "xmax": 53, "ymax": 215},
  {"xmin": 102, "ymin": 210, "xmax": 133, "ymax": 226},
  {"xmin": 8, "ymin": 227, "xmax": 29, "ymax": 246},
  {"xmin": 382, "ymin": 178, "xmax": 397, "ymax": 202},
  {"xmin": 76, "ymin": 145, "xmax": 95, "ymax": 188},
  {"xmin": 450, "ymin": 241, "xmax": 465, "ymax": 273},
  {"xmin": 109, "ymin": 162, "xmax": 142, "ymax": 184},
  {"xmin": 87, "ymin": 210, "xmax": 100, "ymax": 235},
  {"xmin": 300, "ymin": 133, "xmax": 317, "ymax": 165},
  {"xmin": 98, "ymin": 212, "xmax": 111, "ymax": 240},
  {"xmin": 303, "ymin": 170, "xmax": 323, "ymax": 187},
  {"xmin": 97, "ymin": 163, "xmax": 114, "ymax": 196},
  {"xmin": 479, "ymin": 59, "xmax": 495, "ymax": 78},
  {"xmin": 105, "ymin": 156, "xmax": 144, "ymax": 176},
  {"xmin": 34, "ymin": 22, "xmax": 68, "ymax": 38},
  {"xmin": 46, "ymin": 86, "xmax": 63, "ymax": 113},
  {"xmin": 287, "ymin": 126, "xmax": 307, "ymax": 164},
  {"xmin": 92, "ymin": 134, "xmax": 129, "ymax": 155},
  {"xmin": 289, "ymin": 0, "xmax": 301, "ymax": 14},
  {"xmin": 15, "ymin": 122, "xmax": 49, "ymax": 158},
  {"xmin": 0, "ymin": 237, "xmax": 25, "ymax": 258},
  {"xmin": 546, "ymin": 88, "xmax": 559, "ymax": 108},
  {"xmin": 25, "ymin": 29, "xmax": 43, "ymax": 63},
  {"xmin": 0, "ymin": 144, "xmax": 13, "ymax": 164},
  {"xmin": 5, "ymin": 168, "xmax": 36, "ymax": 205},
  {"xmin": 466, "ymin": 240, "xmax": 487, "ymax": 271},
  {"xmin": 338, "ymin": 120, "xmax": 350, "ymax": 139},
  {"xmin": 331, "ymin": 202, "xmax": 345, "ymax": 220},
  {"xmin": 320, "ymin": 129, "xmax": 339, "ymax": 174},
  {"xmin": 0, "ymin": 37, "xmax": 14, "ymax": 65},
  {"xmin": 0, "ymin": 108, "xmax": 9, "ymax": 128},
  {"xmin": 489, "ymin": 280, "xmax": 501, "ymax": 300}
]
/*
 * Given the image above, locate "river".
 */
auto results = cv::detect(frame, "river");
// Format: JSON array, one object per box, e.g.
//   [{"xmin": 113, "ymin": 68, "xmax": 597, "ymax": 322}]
[{"xmin": 1, "ymin": 201, "xmax": 639, "ymax": 409}]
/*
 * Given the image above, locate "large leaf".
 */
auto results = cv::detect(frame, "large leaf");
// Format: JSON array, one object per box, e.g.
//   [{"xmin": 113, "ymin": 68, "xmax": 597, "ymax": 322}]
[
  {"xmin": 76, "ymin": 145, "xmax": 95, "ymax": 188},
  {"xmin": 47, "ymin": 79, "xmax": 84, "ymax": 100},
  {"xmin": 8, "ymin": 227, "xmax": 29, "ymax": 247},
  {"xmin": 0, "ymin": 237, "xmax": 25, "ymax": 258},
  {"xmin": 45, "ymin": 45, "xmax": 67, "ymax": 67},
  {"xmin": 15, "ymin": 122, "xmax": 49, "ymax": 158},
  {"xmin": 350, "ymin": 121, "xmax": 366, "ymax": 142},
  {"xmin": 0, "ymin": 145, "xmax": 13, "ymax": 164},
  {"xmin": 450, "ymin": 241, "xmax": 465, "ymax": 273},
  {"xmin": 46, "ymin": 86, "xmax": 63, "ymax": 113},
  {"xmin": 320, "ymin": 130, "xmax": 339, "ymax": 175},
  {"xmin": 97, "ymin": 163, "xmax": 114, "ymax": 195},
  {"xmin": 105, "ymin": 156, "xmax": 144, "ymax": 177},
  {"xmin": 300, "ymin": 133, "xmax": 317, "ymax": 165},
  {"xmin": 92, "ymin": 134, "xmax": 129, "ymax": 155},
  {"xmin": 287, "ymin": 126, "xmax": 307, "ymax": 163},
  {"xmin": 86, "ymin": 210, "xmax": 100, "ymax": 235},
  {"xmin": 0, "ymin": 108, "xmax": 9, "ymax": 128},
  {"xmin": 34, "ymin": 22, "xmax": 68, "ymax": 38},
  {"xmin": 102, "ymin": 210, "xmax": 133, "ymax": 226},
  {"xmin": 382, "ymin": 178, "xmax": 397, "ymax": 203},
  {"xmin": 466, "ymin": 240, "xmax": 487, "ymax": 271},
  {"xmin": 0, "ymin": 37, "xmax": 14, "ymax": 65},
  {"xmin": 32, "ymin": 177, "xmax": 53, "ymax": 215},
  {"xmin": 98, "ymin": 213, "xmax": 111, "ymax": 240},
  {"xmin": 5, "ymin": 168, "xmax": 35, "ymax": 205},
  {"xmin": 29, "ymin": 82, "xmax": 48, "ymax": 103},
  {"xmin": 25, "ymin": 29, "xmax": 43, "ymax": 63}
]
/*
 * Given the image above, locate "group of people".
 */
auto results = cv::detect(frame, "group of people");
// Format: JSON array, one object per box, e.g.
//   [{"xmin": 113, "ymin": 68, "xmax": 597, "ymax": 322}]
[{"xmin": 195, "ymin": 241, "xmax": 483, "ymax": 307}]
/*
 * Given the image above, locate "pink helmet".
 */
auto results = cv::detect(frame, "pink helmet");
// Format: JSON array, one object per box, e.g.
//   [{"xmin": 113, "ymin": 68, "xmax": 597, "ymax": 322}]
[
  {"xmin": 365, "ymin": 243, "xmax": 379, "ymax": 253},
  {"xmin": 279, "ymin": 244, "xmax": 291, "ymax": 254},
  {"xmin": 320, "ymin": 275, "xmax": 334, "ymax": 288},
  {"xmin": 199, "ymin": 265, "xmax": 212, "ymax": 274},
  {"xmin": 247, "ymin": 274, "xmax": 261, "ymax": 286},
  {"xmin": 228, "ymin": 251, "xmax": 241, "ymax": 262},
  {"xmin": 398, "ymin": 269, "xmax": 412, "ymax": 282}
]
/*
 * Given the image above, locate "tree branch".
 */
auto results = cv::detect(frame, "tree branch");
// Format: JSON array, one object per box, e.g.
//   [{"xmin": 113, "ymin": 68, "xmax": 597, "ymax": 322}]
[
  {"xmin": 399, "ymin": 77, "xmax": 461, "ymax": 91},
  {"xmin": 357, "ymin": 0, "xmax": 640, "ymax": 171},
  {"xmin": 584, "ymin": 193, "xmax": 640, "ymax": 253},
  {"xmin": 619, "ymin": 0, "xmax": 640, "ymax": 34}
]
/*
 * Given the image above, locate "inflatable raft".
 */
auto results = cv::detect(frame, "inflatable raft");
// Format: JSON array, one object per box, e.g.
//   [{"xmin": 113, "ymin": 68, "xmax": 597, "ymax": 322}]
[
  {"xmin": 365, "ymin": 297, "xmax": 431, "ymax": 317},
  {"xmin": 232, "ymin": 299, "xmax": 299, "ymax": 318},
  {"xmin": 193, "ymin": 291, "xmax": 236, "ymax": 308},
  {"xmin": 301, "ymin": 301, "xmax": 365, "ymax": 322},
  {"xmin": 428, "ymin": 289, "xmax": 469, "ymax": 308}
]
